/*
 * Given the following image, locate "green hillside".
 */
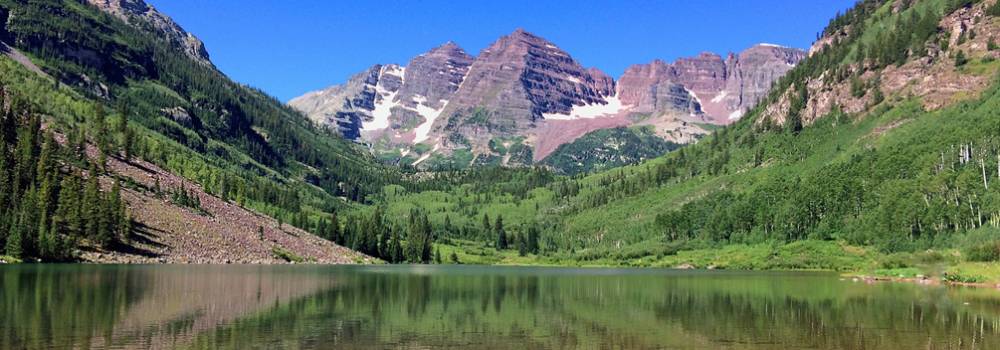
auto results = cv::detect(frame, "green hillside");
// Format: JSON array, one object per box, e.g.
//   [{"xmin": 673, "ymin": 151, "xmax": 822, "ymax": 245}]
[
  {"xmin": 0, "ymin": 0, "xmax": 400, "ymax": 261},
  {"xmin": 346, "ymin": 0, "xmax": 1000, "ymax": 279},
  {"xmin": 3, "ymin": 0, "xmax": 1000, "ymax": 278},
  {"xmin": 541, "ymin": 126, "xmax": 681, "ymax": 175}
]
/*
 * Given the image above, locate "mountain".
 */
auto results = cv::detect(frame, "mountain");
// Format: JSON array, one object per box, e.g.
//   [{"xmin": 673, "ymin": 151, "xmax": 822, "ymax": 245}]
[
  {"xmin": 290, "ymin": 42, "xmax": 474, "ymax": 145},
  {"xmin": 358, "ymin": 0, "xmax": 1000, "ymax": 272},
  {"xmin": 291, "ymin": 30, "xmax": 804, "ymax": 172},
  {"xmin": 0, "ymin": 0, "xmax": 384, "ymax": 263}
]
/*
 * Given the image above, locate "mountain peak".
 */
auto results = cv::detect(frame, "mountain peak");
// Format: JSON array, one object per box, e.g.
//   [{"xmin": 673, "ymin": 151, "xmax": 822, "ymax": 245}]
[
  {"xmin": 431, "ymin": 41, "xmax": 467, "ymax": 54},
  {"xmin": 506, "ymin": 28, "xmax": 546, "ymax": 43},
  {"xmin": 85, "ymin": 0, "xmax": 212, "ymax": 66}
]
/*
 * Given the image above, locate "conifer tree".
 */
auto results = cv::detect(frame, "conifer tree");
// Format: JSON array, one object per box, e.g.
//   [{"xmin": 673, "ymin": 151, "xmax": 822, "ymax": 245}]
[
  {"xmin": 118, "ymin": 104, "xmax": 134, "ymax": 161},
  {"xmin": 955, "ymin": 50, "xmax": 968, "ymax": 67},
  {"xmin": 328, "ymin": 210, "xmax": 341, "ymax": 243},
  {"xmin": 527, "ymin": 224, "xmax": 540, "ymax": 254},
  {"xmin": 495, "ymin": 215, "xmax": 507, "ymax": 250},
  {"xmin": 482, "ymin": 213, "xmax": 491, "ymax": 237},
  {"xmin": 83, "ymin": 162, "xmax": 101, "ymax": 241},
  {"xmin": 388, "ymin": 227, "xmax": 403, "ymax": 263}
]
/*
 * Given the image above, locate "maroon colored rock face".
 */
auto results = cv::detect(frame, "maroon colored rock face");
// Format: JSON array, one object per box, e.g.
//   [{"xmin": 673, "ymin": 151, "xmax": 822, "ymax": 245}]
[
  {"xmin": 291, "ymin": 30, "xmax": 804, "ymax": 168},
  {"xmin": 397, "ymin": 42, "xmax": 473, "ymax": 111},
  {"xmin": 723, "ymin": 44, "xmax": 807, "ymax": 122},
  {"xmin": 441, "ymin": 29, "xmax": 616, "ymax": 133},
  {"xmin": 617, "ymin": 44, "xmax": 805, "ymax": 124}
]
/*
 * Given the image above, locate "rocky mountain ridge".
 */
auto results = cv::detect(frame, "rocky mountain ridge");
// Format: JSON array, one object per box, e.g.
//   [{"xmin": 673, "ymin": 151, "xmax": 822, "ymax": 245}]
[
  {"xmin": 291, "ymin": 30, "xmax": 805, "ymax": 169},
  {"xmin": 85, "ymin": 0, "xmax": 212, "ymax": 66}
]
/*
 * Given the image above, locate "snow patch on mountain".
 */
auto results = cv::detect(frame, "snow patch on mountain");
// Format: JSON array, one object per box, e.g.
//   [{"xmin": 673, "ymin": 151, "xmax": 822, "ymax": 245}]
[
  {"xmin": 542, "ymin": 95, "xmax": 629, "ymax": 120},
  {"xmin": 363, "ymin": 66, "xmax": 405, "ymax": 132},
  {"xmin": 711, "ymin": 90, "xmax": 728, "ymax": 103},
  {"xmin": 412, "ymin": 144, "xmax": 441, "ymax": 166},
  {"xmin": 410, "ymin": 96, "xmax": 448, "ymax": 143},
  {"xmin": 729, "ymin": 109, "xmax": 744, "ymax": 120},
  {"xmin": 684, "ymin": 87, "xmax": 703, "ymax": 107}
]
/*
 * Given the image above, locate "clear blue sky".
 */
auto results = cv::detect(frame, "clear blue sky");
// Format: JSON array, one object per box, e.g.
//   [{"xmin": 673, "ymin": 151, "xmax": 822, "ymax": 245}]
[{"xmin": 149, "ymin": 0, "xmax": 856, "ymax": 102}]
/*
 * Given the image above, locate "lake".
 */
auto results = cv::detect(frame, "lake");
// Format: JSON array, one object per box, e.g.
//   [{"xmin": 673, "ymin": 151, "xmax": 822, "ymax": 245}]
[{"xmin": 1, "ymin": 264, "xmax": 999, "ymax": 349}]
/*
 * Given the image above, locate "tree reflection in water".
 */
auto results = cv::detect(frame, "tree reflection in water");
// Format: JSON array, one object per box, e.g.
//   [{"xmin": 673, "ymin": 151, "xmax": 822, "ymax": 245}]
[{"xmin": 3, "ymin": 265, "xmax": 1000, "ymax": 349}]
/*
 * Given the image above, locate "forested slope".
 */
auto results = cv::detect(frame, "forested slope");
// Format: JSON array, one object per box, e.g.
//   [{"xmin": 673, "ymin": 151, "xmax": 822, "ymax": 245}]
[
  {"xmin": 353, "ymin": 0, "xmax": 1000, "ymax": 274},
  {"xmin": 0, "ymin": 0, "xmax": 385, "ymax": 262}
]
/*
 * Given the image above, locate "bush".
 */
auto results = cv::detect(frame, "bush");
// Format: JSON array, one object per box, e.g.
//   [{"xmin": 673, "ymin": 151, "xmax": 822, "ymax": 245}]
[
  {"xmin": 954, "ymin": 50, "xmax": 968, "ymax": 67},
  {"xmin": 880, "ymin": 252, "xmax": 915, "ymax": 269},
  {"xmin": 965, "ymin": 242, "xmax": 1000, "ymax": 262},
  {"xmin": 958, "ymin": 229, "xmax": 1000, "ymax": 262}
]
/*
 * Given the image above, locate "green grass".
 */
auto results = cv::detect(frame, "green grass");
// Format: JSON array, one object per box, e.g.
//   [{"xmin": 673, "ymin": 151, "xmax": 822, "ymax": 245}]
[
  {"xmin": 270, "ymin": 246, "xmax": 312, "ymax": 263},
  {"xmin": 0, "ymin": 255, "xmax": 23, "ymax": 264}
]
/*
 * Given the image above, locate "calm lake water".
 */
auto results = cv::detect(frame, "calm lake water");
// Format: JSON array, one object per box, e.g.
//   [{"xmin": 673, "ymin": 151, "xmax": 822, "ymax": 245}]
[{"xmin": 2, "ymin": 265, "xmax": 1000, "ymax": 349}]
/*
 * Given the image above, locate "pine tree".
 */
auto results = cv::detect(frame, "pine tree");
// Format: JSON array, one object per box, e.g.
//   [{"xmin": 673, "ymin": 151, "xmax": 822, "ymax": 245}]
[
  {"xmin": 92, "ymin": 103, "xmax": 110, "ymax": 169},
  {"xmin": 495, "ymin": 215, "xmax": 507, "ymax": 250},
  {"xmin": 517, "ymin": 232, "xmax": 528, "ymax": 256},
  {"xmin": 388, "ymin": 227, "xmax": 403, "ymax": 263},
  {"xmin": 955, "ymin": 50, "xmax": 968, "ymax": 67},
  {"xmin": 527, "ymin": 224, "xmax": 540, "ymax": 254},
  {"xmin": 16, "ymin": 187, "xmax": 39, "ymax": 257},
  {"xmin": 6, "ymin": 219, "xmax": 22, "ymax": 258},
  {"xmin": 83, "ymin": 162, "xmax": 101, "ymax": 241},
  {"xmin": 482, "ymin": 213, "xmax": 491, "ymax": 236},
  {"xmin": 421, "ymin": 214, "xmax": 433, "ymax": 263},
  {"xmin": 118, "ymin": 104, "xmax": 134, "ymax": 161},
  {"xmin": 434, "ymin": 247, "xmax": 442, "ymax": 264},
  {"xmin": 56, "ymin": 174, "xmax": 83, "ymax": 236},
  {"xmin": 0, "ymin": 141, "xmax": 10, "ymax": 247},
  {"xmin": 96, "ymin": 189, "xmax": 114, "ymax": 248},
  {"xmin": 13, "ymin": 113, "xmax": 40, "ymax": 200},
  {"xmin": 328, "ymin": 210, "xmax": 341, "ymax": 243}
]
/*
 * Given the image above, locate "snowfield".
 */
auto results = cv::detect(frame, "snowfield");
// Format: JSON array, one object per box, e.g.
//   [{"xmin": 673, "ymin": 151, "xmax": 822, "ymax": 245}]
[{"xmin": 542, "ymin": 95, "xmax": 630, "ymax": 120}]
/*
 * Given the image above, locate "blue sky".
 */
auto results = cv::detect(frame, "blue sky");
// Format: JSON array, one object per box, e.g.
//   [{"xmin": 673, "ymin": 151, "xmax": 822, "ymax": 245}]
[{"xmin": 149, "ymin": 0, "xmax": 856, "ymax": 102}]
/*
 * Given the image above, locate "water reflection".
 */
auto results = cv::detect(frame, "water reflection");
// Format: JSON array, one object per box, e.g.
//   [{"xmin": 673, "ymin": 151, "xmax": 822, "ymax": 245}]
[{"xmin": 3, "ymin": 265, "xmax": 1000, "ymax": 349}]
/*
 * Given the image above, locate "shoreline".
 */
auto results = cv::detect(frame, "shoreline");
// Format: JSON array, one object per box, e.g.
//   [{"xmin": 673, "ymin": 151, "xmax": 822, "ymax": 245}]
[
  {"xmin": 843, "ymin": 273, "xmax": 1000, "ymax": 290},
  {"xmin": 7, "ymin": 252, "xmax": 1000, "ymax": 291}
]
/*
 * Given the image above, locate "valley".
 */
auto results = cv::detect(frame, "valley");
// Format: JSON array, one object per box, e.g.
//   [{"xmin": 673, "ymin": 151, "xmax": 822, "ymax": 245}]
[
  {"xmin": 5, "ymin": 0, "xmax": 1000, "ymax": 348},
  {"xmin": 0, "ymin": 0, "xmax": 997, "ymax": 284}
]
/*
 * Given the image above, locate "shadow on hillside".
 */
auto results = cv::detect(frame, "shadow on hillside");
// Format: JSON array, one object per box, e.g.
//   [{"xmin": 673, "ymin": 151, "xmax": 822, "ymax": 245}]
[{"xmin": 82, "ymin": 223, "xmax": 168, "ymax": 259}]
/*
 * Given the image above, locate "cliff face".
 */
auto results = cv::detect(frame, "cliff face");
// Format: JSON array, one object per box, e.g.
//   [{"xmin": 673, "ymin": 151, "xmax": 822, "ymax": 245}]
[
  {"xmin": 289, "ymin": 65, "xmax": 384, "ymax": 140},
  {"xmin": 440, "ymin": 29, "xmax": 615, "ymax": 122},
  {"xmin": 617, "ymin": 44, "xmax": 805, "ymax": 125},
  {"xmin": 762, "ymin": 0, "xmax": 1000, "ymax": 128},
  {"xmin": 291, "ymin": 30, "xmax": 805, "ymax": 169},
  {"xmin": 85, "ymin": 0, "xmax": 211, "ymax": 66}
]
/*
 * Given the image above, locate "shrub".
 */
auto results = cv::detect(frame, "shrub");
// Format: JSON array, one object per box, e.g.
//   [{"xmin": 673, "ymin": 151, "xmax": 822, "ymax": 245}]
[
  {"xmin": 880, "ymin": 252, "xmax": 915, "ymax": 269},
  {"xmin": 954, "ymin": 50, "xmax": 968, "ymax": 67},
  {"xmin": 958, "ymin": 229, "xmax": 1000, "ymax": 262}
]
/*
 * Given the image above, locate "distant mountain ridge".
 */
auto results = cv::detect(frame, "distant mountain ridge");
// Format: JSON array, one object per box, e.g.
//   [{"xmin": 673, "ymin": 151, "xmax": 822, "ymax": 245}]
[
  {"xmin": 291, "ymin": 30, "xmax": 805, "ymax": 170},
  {"xmin": 85, "ymin": 0, "xmax": 212, "ymax": 66}
]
